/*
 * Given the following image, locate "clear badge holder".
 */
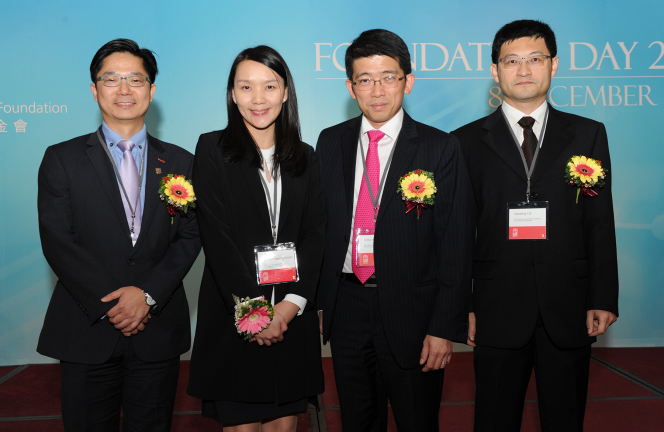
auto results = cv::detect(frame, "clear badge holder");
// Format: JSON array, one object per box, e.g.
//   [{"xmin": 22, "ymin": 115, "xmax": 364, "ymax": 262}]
[
  {"xmin": 507, "ymin": 201, "xmax": 549, "ymax": 240},
  {"xmin": 354, "ymin": 226, "xmax": 375, "ymax": 267},
  {"xmin": 254, "ymin": 242, "xmax": 299, "ymax": 285}
]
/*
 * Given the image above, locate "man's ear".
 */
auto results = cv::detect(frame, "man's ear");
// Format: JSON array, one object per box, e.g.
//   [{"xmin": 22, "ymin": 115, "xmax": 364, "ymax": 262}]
[
  {"xmin": 551, "ymin": 56, "xmax": 559, "ymax": 78},
  {"xmin": 91, "ymin": 82, "xmax": 98, "ymax": 102},
  {"xmin": 403, "ymin": 73, "xmax": 415, "ymax": 95},
  {"xmin": 490, "ymin": 63, "xmax": 500, "ymax": 84},
  {"xmin": 345, "ymin": 79, "xmax": 357, "ymax": 100}
]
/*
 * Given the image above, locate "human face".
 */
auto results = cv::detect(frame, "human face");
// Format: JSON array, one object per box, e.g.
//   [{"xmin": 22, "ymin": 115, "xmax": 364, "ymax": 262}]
[
  {"xmin": 490, "ymin": 37, "xmax": 558, "ymax": 114},
  {"xmin": 90, "ymin": 52, "xmax": 155, "ymax": 137},
  {"xmin": 345, "ymin": 55, "xmax": 414, "ymax": 129},
  {"xmin": 232, "ymin": 60, "xmax": 287, "ymax": 140}
]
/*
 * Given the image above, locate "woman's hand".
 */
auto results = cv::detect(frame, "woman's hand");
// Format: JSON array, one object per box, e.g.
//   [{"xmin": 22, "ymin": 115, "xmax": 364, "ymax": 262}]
[
  {"xmin": 253, "ymin": 311, "xmax": 288, "ymax": 346},
  {"xmin": 273, "ymin": 300, "xmax": 299, "ymax": 325},
  {"xmin": 251, "ymin": 300, "xmax": 300, "ymax": 345}
]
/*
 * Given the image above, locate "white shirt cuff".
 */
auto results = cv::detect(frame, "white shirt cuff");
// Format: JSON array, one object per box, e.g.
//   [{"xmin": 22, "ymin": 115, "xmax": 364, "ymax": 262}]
[{"xmin": 284, "ymin": 294, "xmax": 307, "ymax": 316}]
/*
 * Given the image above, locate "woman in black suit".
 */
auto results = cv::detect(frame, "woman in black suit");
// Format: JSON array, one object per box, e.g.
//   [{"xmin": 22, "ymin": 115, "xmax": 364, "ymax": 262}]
[{"xmin": 187, "ymin": 46, "xmax": 325, "ymax": 431}]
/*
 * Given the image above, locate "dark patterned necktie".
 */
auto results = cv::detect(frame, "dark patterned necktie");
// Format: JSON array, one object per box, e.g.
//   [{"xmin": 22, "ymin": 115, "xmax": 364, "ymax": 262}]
[{"xmin": 518, "ymin": 116, "xmax": 537, "ymax": 169}]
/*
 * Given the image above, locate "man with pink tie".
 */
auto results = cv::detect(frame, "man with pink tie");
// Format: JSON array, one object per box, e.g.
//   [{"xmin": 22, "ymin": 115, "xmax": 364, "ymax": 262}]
[{"xmin": 315, "ymin": 29, "xmax": 473, "ymax": 432}]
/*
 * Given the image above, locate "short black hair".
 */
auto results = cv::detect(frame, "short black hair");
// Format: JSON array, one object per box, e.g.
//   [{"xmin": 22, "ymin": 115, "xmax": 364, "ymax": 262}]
[
  {"xmin": 222, "ymin": 45, "xmax": 306, "ymax": 176},
  {"xmin": 90, "ymin": 38, "xmax": 158, "ymax": 83},
  {"xmin": 345, "ymin": 29, "xmax": 412, "ymax": 80},
  {"xmin": 491, "ymin": 20, "xmax": 557, "ymax": 64}
]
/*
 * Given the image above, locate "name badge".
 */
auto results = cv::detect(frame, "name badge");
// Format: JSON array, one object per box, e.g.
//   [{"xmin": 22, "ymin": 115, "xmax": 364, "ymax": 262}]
[
  {"xmin": 254, "ymin": 242, "xmax": 299, "ymax": 285},
  {"xmin": 507, "ymin": 201, "xmax": 549, "ymax": 240},
  {"xmin": 356, "ymin": 234, "xmax": 374, "ymax": 266}
]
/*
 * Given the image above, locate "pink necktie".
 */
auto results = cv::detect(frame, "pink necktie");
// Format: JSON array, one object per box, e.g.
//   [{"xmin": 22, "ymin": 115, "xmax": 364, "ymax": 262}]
[
  {"xmin": 117, "ymin": 140, "xmax": 141, "ymax": 240},
  {"xmin": 352, "ymin": 129, "xmax": 384, "ymax": 283}
]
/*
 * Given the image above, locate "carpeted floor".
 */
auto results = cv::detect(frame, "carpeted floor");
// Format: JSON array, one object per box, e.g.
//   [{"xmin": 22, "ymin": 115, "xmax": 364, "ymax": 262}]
[{"xmin": 1, "ymin": 348, "xmax": 663, "ymax": 431}]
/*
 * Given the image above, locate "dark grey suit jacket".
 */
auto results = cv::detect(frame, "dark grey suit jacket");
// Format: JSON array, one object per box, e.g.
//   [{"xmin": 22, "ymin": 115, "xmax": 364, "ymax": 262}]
[
  {"xmin": 37, "ymin": 130, "xmax": 201, "ymax": 364},
  {"xmin": 316, "ymin": 112, "xmax": 474, "ymax": 369}
]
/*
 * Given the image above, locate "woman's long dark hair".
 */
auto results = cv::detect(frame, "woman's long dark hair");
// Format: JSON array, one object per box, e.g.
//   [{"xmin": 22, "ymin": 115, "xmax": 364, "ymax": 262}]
[{"xmin": 221, "ymin": 45, "xmax": 306, "ymax": 176}]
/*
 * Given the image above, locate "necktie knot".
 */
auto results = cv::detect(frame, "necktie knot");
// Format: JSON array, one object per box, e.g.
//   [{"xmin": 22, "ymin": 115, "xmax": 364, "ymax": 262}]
[
  {"xmin": 518, "ymin": 116, "xmax": 536, "ymax": 130},
  {"xmin": 367, "ymin": 130, "xmax": 385, "ymax": 146},
  {"xmin": 117, "ymin": 140, "xmax": 135, "ymax": 153}
]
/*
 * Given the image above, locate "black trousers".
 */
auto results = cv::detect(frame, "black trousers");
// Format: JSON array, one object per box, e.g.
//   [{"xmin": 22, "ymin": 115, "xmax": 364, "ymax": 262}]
[
  {"xmin": 60, "ymin": 335, "xmax": 180, "ymax": 432},
  {"xmin": 473, "ymin": 320, "xmax": 591, "ymax": 432},
  {"xmin": 329, "ymin": 278, "xmax": 445, "ymax": 432}
]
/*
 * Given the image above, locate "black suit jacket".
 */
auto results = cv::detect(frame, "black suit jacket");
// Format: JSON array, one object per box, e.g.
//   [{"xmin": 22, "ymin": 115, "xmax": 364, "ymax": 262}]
[
  {"xmin": 452, "ymin": 105, "xmax": 619, "ymax": 350},
  {"xmin": 316, "ymin": 112, "xmax": 474, "ymax": 369},
  {"xmin": 187, "ymin": 131, "xmax": 325, "ymax": 404},
  {"xmin": 37, "ymin": 130, "xmax": 201, "ymax": 364}
]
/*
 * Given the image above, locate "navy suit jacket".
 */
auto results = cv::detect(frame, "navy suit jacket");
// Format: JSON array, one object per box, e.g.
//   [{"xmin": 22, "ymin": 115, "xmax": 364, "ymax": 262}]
[{"xmin": 316, "ymin": 112, "xmax": 474, "ymax": 369}]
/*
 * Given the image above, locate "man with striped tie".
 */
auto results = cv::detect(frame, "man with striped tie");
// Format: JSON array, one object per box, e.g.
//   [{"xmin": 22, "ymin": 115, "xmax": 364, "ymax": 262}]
[{"xmin": 315, "ymin": 29, "xmax": 473, "ymax": 432}]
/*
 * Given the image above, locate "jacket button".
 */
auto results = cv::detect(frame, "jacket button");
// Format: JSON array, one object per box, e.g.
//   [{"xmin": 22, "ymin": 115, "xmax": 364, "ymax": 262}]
[
  {"xmin": 127, "ymin": 259, "xmax": 135, "ymax": 266},
  {"xmin": 344, "ymin": 235, "xmax": 349, "ymax": 242}
]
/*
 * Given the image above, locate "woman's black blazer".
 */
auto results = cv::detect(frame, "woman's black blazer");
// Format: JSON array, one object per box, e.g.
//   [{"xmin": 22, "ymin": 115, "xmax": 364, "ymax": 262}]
[{"xmin": 187, "ymin": 131, "xmax": 326, "ymax": 404}]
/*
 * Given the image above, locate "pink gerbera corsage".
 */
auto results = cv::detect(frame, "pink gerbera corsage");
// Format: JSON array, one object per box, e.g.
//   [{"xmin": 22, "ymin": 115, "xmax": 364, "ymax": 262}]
[{"xmin": 232, "ymin": 295, "xmax": 274, "ymax": 341}]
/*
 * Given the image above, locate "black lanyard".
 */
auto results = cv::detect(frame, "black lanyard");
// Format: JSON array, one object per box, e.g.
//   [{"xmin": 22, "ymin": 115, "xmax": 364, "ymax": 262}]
[
  {"xmin": 358, "ymin": 130, "xmax": 399, "ymax": 224},
  {"xmin": 97, "ymin": 128, "xmax": 146, "ymax": 235},
  {"xmin": 501, "ymin": 105, "xmax": 549, "ymax": 203}
]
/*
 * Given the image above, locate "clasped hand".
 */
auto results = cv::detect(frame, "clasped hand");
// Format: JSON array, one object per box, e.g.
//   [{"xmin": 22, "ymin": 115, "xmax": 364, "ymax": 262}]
[
  {"xmin": 102, "ymin": 286, "xmax": 151, "ymax": 337},
  {"xmin": 250, "ymin": 300, "xmax": 299, "ymax": 346}
]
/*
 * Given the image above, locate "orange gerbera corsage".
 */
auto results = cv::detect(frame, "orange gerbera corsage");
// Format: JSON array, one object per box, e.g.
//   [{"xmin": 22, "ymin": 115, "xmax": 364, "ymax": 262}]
[
  {"xmin": 397, "ymin": 169, "xmax": 437, "ymax": 219},
  {"xmin": 564, "ymin": 156, "xmax": 607, "ymax": 204},
  {"xmin": 158, "ymin": 174, "xmax": 196, "ymax": 222}
]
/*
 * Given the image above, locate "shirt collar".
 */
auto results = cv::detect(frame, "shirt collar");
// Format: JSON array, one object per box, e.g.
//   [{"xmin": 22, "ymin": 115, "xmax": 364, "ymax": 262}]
[
  {"xmin": 360, "ymin": 107, "xmax": 404, "ymax": 141},
  {"xmin": 501, "ymin": 100, "xmax": 548, "ymax": 128},
  {"xmin": 101, "ymin": 122, "xmax": 147, "ymax": 150}
]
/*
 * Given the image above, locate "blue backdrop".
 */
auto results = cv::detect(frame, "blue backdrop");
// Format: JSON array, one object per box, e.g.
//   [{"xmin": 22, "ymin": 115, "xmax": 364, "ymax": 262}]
[{"xmin": 1, "ymin": 0, "xmax": 663, "ymax": 365}]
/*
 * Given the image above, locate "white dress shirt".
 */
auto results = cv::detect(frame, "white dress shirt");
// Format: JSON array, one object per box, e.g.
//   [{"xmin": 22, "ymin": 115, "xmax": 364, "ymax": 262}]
[
  {"xmin": 501, "ymin": 100, "xmax": 549, "ymax": 149},
  {"xmin": 258, "ymin": 146, "xmax": 306, "ymax": 315},
  {"xmin": 342, "ymin": 108, "xmax": 405, "ymax": 273}
]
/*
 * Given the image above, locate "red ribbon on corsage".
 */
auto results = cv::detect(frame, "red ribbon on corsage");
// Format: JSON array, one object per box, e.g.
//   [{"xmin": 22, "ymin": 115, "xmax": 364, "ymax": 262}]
[{"xmin": 405, "ymin": 201, "xmax": 429, "ymax": 219}]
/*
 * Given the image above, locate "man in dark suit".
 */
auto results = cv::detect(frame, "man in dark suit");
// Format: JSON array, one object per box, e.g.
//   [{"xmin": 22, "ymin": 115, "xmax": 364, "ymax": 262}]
[
  {"xmin": 37, "ymin": 39, "xmax": 201, "ymax": 431},
  {"xmin": 316, "ymin": 29, "xmax": 473, "ymax": 432},
  {"xmin": 452, "ymin": 20, "xmax": 619, "ymax": 431}
]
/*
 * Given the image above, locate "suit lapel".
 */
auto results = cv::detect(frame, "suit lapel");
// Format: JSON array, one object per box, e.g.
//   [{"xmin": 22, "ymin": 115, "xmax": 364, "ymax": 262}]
[
  {"xmin": 342, "ymin": 116, "xmax": 362, "ymax": 220},
  {"xmin": 248, "ymin": 160, "xmax": 273, "ymax": 235},
  {"xmin": 481, "ymin": 107, "xmax": 528, "ymax": 182},
  {"xmin": 375, "ymin": 112, "xmax": 418, "ymax": 227},
  {"xmin": 86, "ymin": 132, "xmax": 133, "ymax": 238},
  {"xmin": 132, "ymin": 134, "xmax": 165, "ymax": 251},
  {"xmin": 531, "ymin": 107, "xmax": 574, "ymax": 184},
  {"xmin": 278, "ymin": 169, "xmax": 295, "ymax": 236}
]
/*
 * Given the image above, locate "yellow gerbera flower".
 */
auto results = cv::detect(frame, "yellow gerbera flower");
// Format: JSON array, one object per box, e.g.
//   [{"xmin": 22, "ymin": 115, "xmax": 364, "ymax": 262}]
[
  {"xmin": 164, "ymin": 176, "xmax": 195, "ymax": 206},
  {"xmin": 401, "ymin": 173, "xmax": 435, "ymax": 200},
  {"xmin": 568, "ymin": 156, "xmax": 602, "ymax": 184}
]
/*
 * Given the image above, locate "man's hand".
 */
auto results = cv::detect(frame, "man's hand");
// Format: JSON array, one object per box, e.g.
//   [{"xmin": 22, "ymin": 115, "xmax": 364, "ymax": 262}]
[
  {"xmin": 587, "ymin": 310, "xmax": 617, "ymax": 337},
  {"xmin": 420, "ymin": 335, "xmax": 453, "ymax": 372},
  {"xmin": 318, "ymin": 311, "xmax": 323, "ymax": 335},
  {"xmin": 102, "ymin": 286, "xmax": 151, "ymax": 335},
  {"xmin": 467, "ymin": 312, "xmax": 476, "ymax": 347},
  {"xmin": 253, "ymin": 312, "xmax": 288, "ymax": 346},
  {"xmin": 121, "ymin": 313, "xmax": 151, "ymax": 337}
]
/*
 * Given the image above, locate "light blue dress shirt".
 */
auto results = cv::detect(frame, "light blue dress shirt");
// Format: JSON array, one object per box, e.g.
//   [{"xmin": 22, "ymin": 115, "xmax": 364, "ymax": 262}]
[{"xmin": 101, "ymin": 122, "xmax": 148, "ymax": 218}]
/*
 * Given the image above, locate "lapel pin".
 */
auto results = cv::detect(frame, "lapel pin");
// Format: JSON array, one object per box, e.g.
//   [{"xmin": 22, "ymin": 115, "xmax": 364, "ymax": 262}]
[
  {"xmin": 158, "ymin": 158, "xmax": 166, "ymax": 163},
  {"xmin": 155, "ymin": 168, "xmax": 162, "ymax": 174}
]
